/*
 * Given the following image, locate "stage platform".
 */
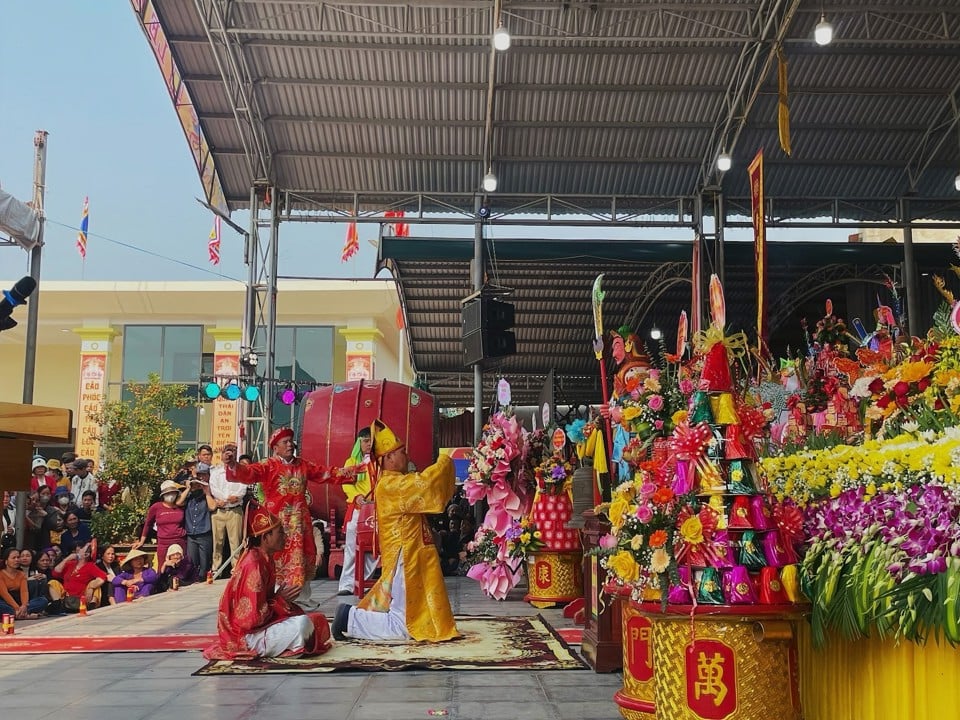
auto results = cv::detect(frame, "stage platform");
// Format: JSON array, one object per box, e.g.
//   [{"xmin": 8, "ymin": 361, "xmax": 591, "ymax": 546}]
[{"xmin": 0, "ymin": 575, "xmax": 622, "ymax": 720}]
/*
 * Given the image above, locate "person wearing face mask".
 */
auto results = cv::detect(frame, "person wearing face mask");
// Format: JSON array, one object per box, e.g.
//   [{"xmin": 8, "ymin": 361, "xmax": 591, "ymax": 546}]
[{"xmin": 130, "ymin": 479, "xmax": 187, "ymax": 567}]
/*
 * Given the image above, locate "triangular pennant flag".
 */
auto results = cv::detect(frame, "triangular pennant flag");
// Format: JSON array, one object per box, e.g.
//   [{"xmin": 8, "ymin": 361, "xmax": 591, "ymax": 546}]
[{"xmin": 208, "ymin": 216, "xmax": 221, "ymax": 265}]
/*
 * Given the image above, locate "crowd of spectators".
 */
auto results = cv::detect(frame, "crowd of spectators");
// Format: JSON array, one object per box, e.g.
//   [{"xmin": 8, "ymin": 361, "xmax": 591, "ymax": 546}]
[{"xmin": 0, "ymin": 444, "xmax": 256, "ymax": 618}]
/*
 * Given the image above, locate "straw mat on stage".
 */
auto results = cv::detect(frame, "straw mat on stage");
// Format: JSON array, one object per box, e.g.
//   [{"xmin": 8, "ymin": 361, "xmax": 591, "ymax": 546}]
[{"xmin": 194, "ymin": 615, "xmax": 587, "ymax": 675}]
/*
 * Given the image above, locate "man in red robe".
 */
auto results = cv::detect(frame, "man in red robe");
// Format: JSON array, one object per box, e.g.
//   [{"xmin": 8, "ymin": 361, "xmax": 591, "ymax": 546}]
[
  {"xmin": 228, "ymin": 427, "xmax": 355, "ymax": 609},
  {"xmin": 204, "ymin": 506, "xmax": 331, "ymax": 660}
]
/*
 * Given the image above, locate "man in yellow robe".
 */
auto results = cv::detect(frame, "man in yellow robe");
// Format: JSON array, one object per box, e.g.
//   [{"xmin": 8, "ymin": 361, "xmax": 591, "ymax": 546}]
[{"xmin": 332, "ymin": 419, "xmax": 458, "ymax": 642}]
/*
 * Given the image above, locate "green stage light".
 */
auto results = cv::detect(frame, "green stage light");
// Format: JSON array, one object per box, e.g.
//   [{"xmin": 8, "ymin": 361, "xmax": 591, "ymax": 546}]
[
  {"xmin": 242, "ymin": 385, "xmax": 260, "ymax": 402},
  {"xmin": 203, "ymin": 381, "xmax": 222, "ymax": 399},
  {"xmin": 223, "ymin": 382, "xmax": 242, "ymax": 401}
]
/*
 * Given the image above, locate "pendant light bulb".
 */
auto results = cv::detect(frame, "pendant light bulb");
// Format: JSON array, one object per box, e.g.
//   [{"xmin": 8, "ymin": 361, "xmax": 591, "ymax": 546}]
[
  {"xmin": 955, "ymin": 172, "xmax": 960, "ymax": 192},
  {"xmin": 493, "ymin": 24, "xmax": 511, "ymax": 51},
  {"xmin": 814, "ymin": 14, "xmax": 833, "ymax": 46},
  {"xmin": 482, "ymin": 171, "xmax": 498, "ymax": 193},
  {"xmin": 717, "ymin": 152, "xmax": 732, "ymax": 173}
]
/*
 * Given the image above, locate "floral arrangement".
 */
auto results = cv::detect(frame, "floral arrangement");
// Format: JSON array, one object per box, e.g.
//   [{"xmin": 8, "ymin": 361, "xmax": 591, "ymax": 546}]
[
  {"xmin": 505, "ymin": 517, "xmax": 545, "ymax": 561},
  {"xmin": 762, "ymin": 427, "xmax": 960, "ymax": 505},
  {"xmin": 533, "ymin": 453, "xmax": 573, "ymax": 495},
  {"xmin": 593, "ymin": 463, "xmax": 697, "ymax": 604},
  {"xmin": 801, "ymin": 481, "xmax": 960, "ymax": 646},
  {"xmin": 463, "ymin": 412, "xmax": 535, "ymax": 599},
  {"xmin": 464, "ymin": 525, "xmax": 524, "ymax": 601},
  {"xmin": 463, "ymin": 412, "xmax": 532, "ymax": 534},
  {"xmin": 609, "ymin": 365, "xmax": 685, "ymax": 451}
]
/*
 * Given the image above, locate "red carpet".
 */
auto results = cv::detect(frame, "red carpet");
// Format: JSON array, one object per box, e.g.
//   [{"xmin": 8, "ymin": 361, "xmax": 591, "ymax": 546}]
[
  {"xmin": 556, "ymin": 628, "xmax": 582, "ymax": 645},
  {"xmin": 0, "ymin": 634, "xmax": 216, "ymax": 654}
]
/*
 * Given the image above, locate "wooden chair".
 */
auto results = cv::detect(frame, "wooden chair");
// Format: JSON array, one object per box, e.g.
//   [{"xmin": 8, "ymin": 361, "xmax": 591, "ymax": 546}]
[{"xmin": 354, "ymin": 503, "xmax": 380, "ymax": 597}]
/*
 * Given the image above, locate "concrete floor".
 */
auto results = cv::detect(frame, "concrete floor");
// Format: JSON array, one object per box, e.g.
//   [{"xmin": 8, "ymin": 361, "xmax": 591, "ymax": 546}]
[{"xmin": 0, "ymin": 575, "xmax": 625, "ymax": 720}]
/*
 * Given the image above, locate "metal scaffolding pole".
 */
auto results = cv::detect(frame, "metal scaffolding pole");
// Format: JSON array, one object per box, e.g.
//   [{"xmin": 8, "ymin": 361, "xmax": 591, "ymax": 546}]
[
  {"xmin": 241, "ymin": 184, "xmax": 279, "ymax": 460},
  {"xmin": 15, "ymin": 130, "xmax": 47, "ymax": 550}
]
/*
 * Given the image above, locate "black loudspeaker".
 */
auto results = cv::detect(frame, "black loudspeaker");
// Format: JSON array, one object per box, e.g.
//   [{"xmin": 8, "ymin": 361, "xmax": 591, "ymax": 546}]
[{"xmin": 462, "ymin": 297, "xmax": 516, "ymax": 366}]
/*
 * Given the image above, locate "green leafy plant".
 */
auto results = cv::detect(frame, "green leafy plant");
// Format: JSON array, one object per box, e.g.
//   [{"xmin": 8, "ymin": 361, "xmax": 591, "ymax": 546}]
[
  {"xmin": 88, "ymin": 504, "xmax": 144, "ymax": 546},
  {"xmin": 88, "ymin": 373, "xmax": 195, "ymax": 525}
]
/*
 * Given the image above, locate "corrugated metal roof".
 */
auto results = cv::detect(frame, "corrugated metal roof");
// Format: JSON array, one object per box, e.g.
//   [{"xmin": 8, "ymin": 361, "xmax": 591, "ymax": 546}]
[
  {"xmin": 141, "ymin": 0, "xmax": 960, "ymax": 220},
  {"xmin": 380, "ymin": 237, "xmax": 956, "ymax": 408},
  {"xmin": 136, "ymin": 1, "xmax": 960, "ymax": 409}
]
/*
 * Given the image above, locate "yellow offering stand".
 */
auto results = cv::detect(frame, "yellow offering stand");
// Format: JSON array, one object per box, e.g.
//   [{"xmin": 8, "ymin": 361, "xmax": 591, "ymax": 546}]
[
  {"xmin": 524, "ymin": 551, "xmax": 583, "ymax": 609},
  {"xmin": 617, "ymin": 601, "xmax": 804, "ymax": 720},
  {"xmin": 797, "ymin": 624, "xmax": 960, "ymax": 720}
]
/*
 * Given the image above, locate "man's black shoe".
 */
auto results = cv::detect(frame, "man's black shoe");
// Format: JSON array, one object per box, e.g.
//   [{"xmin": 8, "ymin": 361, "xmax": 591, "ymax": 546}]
[
  {"xmin": 332, "ymin": 603, "xmax": 352, "ymax": 641},
  {"xmin": 336, "ymin": 589, "xmax": 353, "ymax": 596}
]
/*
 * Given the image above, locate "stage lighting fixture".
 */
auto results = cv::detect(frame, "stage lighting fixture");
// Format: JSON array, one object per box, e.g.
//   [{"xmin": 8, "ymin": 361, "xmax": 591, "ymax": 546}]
[
  {"xmin": 278, "ymin": 385, "xmax": 297, "ymax": 406},
  {"xmin": 242, "ymin": 385, "xmax": 260, "ymax": 402},
  {"xmin": 203, "ymin": 381, "xmax": 222, "ymax": 400},
  {"xmin": 223, "ymin": 382, "xmax": 242, "ymax": 401}
]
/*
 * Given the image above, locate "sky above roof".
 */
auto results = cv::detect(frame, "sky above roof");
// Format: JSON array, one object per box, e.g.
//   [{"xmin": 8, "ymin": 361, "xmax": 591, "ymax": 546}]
[{"xmin": 0, "ymin": 1, "xmax": 383, "ymax": 284}]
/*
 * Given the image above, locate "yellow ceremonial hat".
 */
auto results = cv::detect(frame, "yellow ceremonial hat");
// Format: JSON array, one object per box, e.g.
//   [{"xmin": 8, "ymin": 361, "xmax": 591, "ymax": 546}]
[{"xmin": 371, "ymin": 418, "xmax": 405, "ymax": 460}]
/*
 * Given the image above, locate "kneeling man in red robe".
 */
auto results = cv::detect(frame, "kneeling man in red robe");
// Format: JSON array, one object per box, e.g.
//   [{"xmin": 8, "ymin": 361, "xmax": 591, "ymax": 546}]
[{"xmin": 204, "ymin": 506, "xmax": 331, "ymax": 660}]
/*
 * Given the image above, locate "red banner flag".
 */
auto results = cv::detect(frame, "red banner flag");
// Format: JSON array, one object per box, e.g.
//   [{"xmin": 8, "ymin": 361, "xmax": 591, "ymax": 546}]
[
  {"xmin": 208, "ymin": 216, "xmax": 221, "ymax": 265},
  {"xmin": 77, "ymin": 197, "xmax": 89, "ymax": 259},
  {"xmin": 748, "ymin": 149, "xmax": 767, "ymax": 343},
  {"xmin": 341, "ymin": 221, "xmax": 360, "ymax": 262},
  {"xmin": 384, "ymin": 210, "xmax": 409, "ymax": 237}
]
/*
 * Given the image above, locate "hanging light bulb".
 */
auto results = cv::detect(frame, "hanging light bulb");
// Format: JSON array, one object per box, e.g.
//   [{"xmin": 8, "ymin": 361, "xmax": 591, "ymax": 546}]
[
  {"xmin": 493, "ymin": 23, "xmax": 511, "ymax": 51},
  {"xmin": 650, "ymin": 327, "xmax": 662, "ymax": 341},
  {"xmin": 482, "ymin": 170, "xmax": 498, "ymax": 193},
  {"xmin": 955, "ymin": 172, "xmax": 960, "ymax": 192},
  {"xmin": 814, "ymin": 14, "xmax": 833, "ymax": 46},
  {"xmin": 717, "ymin": 152, "xmax": 732, "ymax": 172}
]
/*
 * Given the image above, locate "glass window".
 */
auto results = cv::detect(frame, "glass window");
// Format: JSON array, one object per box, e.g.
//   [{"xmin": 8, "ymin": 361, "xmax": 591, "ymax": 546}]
[
  {"xmin": 122, "ymin": 326, "xmax": 162, "ymax": 381},
  {"xmin": 254, "ymin": 326, "xmax": 335, "ymax": 434},
  {"xmin": 163, "ymin": 327, "xmax": 202, "ymax": 381}
]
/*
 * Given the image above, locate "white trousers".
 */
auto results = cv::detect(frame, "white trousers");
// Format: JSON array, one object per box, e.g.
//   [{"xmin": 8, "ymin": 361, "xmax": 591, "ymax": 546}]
[
  {"xmin": 347, "ymin": 551, "xmax": 411, "ymax": 641},
  {"xmin": 245, "ymin": 614, "xmax": 313, "ymax": 657},
  {"xmin": 338, "ymin": 512, "xmax": 380, "ymax": 593}
]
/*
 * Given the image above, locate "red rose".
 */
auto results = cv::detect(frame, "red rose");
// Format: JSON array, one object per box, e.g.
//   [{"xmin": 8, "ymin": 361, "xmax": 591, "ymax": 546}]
[
  {"xmin": 935, "ymin": 398, "xmax": 945, "ymax": 411},
  {"xmin": 893, "ymin": 381, "xmax": 910, "ymax": 397},
  {"xmin": 918, "ymin": 377, "xmax": 931, "ymax": 392},
  {"xmin": 876, "ymin": 395, "xmax": 891, "ymax": 409},
  {"xmin": 868, "ymin": 378, "xmax": 885, "ymax": 394}
]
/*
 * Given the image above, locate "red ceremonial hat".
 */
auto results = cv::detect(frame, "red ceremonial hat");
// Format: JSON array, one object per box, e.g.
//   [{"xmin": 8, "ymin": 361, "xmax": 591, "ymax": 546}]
[
  {"xmin": 268, "ymin": 426, "xmax": 294, "ymax": 448},
  {"xmin": 247, "ymin": 506, "xmax": 281, "ymax": 537}
]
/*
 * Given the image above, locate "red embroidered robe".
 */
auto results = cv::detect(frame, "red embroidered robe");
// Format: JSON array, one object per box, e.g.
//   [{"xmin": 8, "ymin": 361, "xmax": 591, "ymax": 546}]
[{"xmin": 203, "ymin": 545, "xmax": 331, "ymax": 660}]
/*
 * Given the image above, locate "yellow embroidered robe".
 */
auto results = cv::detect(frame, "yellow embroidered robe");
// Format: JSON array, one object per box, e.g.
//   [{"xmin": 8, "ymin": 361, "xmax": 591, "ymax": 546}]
[{"xmin": 357, "ymin": 454, "xmax": 458, "ymax": 641}]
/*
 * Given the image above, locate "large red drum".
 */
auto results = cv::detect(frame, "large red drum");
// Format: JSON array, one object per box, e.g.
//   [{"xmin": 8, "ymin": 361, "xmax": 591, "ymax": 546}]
[{"xmin": 299, "ymin": 379, "xmax": 436, "ymax": 524}]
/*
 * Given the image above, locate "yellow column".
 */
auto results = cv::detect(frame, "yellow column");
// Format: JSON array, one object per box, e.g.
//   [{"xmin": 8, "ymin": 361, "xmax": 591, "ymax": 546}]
[
  {"xmin": 71, "ymin": 327, "xmax": 119, "ymax": 469},
  {"xmin": 207, "ymin": 328, "xmax": 242, "ymax": 459},
  {"xmin": 338, "ymin": 327, "xmax": 383, "ymax": 381}
]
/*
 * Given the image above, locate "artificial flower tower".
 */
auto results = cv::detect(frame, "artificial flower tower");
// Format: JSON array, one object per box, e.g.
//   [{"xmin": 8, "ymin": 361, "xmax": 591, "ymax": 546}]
[
  {"xmin": 607, "ymin": 276, "xmax": 808, "ymax": 720},
  {"xmin": 524, "ymin": 429, "xmax": 584, "ymax": 608}
]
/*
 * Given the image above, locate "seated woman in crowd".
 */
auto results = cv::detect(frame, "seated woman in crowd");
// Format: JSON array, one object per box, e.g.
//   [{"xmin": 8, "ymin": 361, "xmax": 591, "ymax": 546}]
[
  {"xmin": 0, "ymin": 547, "xmax": 47, "ymax": 619},
  {"xmin": 95, "ymin": 545, "xmax": 122, "ymax": 605},
  {"xmin": 58, "ymin": 510, "xmax": 92, "ymax": 556},
  {"xmin": 112, "ymin": 548, "xmax": 158, "ymax": 603},
  {"xmin": 158, "ymin": 542, "xmax": 196, "ymax": 591},
  {"xmin": 52, "ymin": 541, "xmax": 106, "ymax": 612},
  {"xmin": 35, "ymin": 548, "xmax": 64, "ymax": 613},
  {"xmin": 18, "ymin": 548, "xmax": 46, "ymax": 603}
]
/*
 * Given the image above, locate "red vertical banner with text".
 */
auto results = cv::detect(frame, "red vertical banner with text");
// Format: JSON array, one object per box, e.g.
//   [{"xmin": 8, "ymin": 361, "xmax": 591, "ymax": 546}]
[
  {"xmin": 748, "ymin": 149, "xmax": 767, "ymax": 345},
  {"xmin": 76, "ymin": 352, "xmax": 108, "ymax": 467},
  {"xmin": 211, "ymin": 351, "xmax": 240, "ymax": 454}
]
